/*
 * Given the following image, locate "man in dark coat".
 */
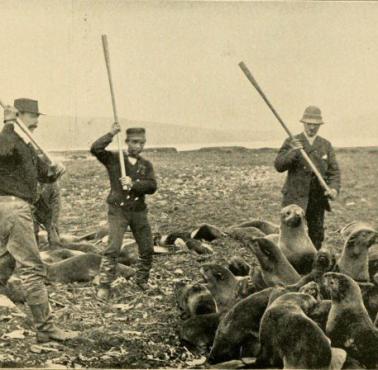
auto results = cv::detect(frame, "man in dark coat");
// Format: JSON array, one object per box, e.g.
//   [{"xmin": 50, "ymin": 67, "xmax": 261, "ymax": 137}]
[
  {"xmin": 91, "ymin": 122, "xmax": 157, "ymax": 301},
  {"xmin": 274, "ymin": 106, "xmax": 341, "ymax": 249},
  {"xmin": 0, "ymin": 99, "xmax": 78, "ymax": 342}
]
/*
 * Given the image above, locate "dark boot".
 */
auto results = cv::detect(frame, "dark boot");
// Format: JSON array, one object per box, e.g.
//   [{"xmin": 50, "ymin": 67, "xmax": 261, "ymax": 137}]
[{"xmin": 29, "ymin": 302, "xmax": 79, "ymax": 343}]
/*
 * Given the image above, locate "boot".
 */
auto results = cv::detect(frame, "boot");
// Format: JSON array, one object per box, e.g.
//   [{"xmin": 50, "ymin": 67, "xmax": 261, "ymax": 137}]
[{"xmin": 29, "ymin": 302, "xmax": 79, "ymax": 343}]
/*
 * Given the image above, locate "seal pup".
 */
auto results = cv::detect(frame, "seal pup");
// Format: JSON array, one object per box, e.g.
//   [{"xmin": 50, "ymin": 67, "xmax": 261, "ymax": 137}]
[
  {"xmin": 247, "ymin": 237, "xmax": 300, "ymax": 288},
  {"xmin": 200, "ymin": 264, "xmax": 245, "ymax": 313},
  {"xmin": 226, "ymin": 227, "xmax": 265, "ymax": 243},
  {"xmin": 228, "ymin": 256, "xmax": 251, "ymax": 277},
  {"xmin": 191, "ymin": 224, "xmax": 225, "ymax": 242},
  {"xmin": 46, "ymin": 254, "xmax": 135, "ymax": 283},
  {"xmin": 336, "ymin": 223, "xmax": 377, "ymax": 282},
  {"xmin": 369, "ymin": 244, "xmax": 378, "ymax": 280},
  {"xmin": 228, "ymin": 219, "xmax": 279, "ymax": 235},
  {"xmin": 324, "ymin": 272, "xmax": 378, "ymax": 369},
  {"xmin": 287, "ymin": 248, "xmax": 336, "ymax": 298},
  {"xmin": 208, "ymin": 287, "xmax": 274, "ymax": 363},
  {"xmin": 274, "ymin": 204, "xmax": 317, "ymax": 274},
  {"xmin": 259, "ymin": 292, "xmax": 335, "ymax": 369},
  {"xmin": 40, "ymin": 249, "xmax": 85, "ymax": 264},
  {"xmin": 179, "ymin": 313, "xmax": 220, "ymax": 353},
  {"xmin": 175, "ymin": 281, "xmax": 217, "ymax": 319}
]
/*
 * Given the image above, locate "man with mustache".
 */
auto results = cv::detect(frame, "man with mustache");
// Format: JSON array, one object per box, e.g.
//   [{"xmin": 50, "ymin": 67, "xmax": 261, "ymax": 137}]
[
  {"xmin": 274, "ymin": 106, "xmax": 341, "ymax": 249},
  {"xmin": 0, "ymin": 98, "xmax": 78, "ymax": 342}
]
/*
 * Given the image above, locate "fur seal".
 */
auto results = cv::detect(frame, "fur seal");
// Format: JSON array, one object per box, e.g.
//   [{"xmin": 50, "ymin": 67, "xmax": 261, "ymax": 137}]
[
  {"xmin": 191, "ymin": 224, "xmax": 225, "ymax": 242},
  {"xmin": 40, "ymin": 249, "xmax": 85, "ymax": 264},
  {"xmin": 287, "ymin": 248, "xmax": 336, "ymax": 299},
  {"xmin": 200, "ymin": 264, "xmax": 245, "ymax": 313},
  {"xmin": 228, "ymin": 256, "xmax": 251, "ymax": 277},
  {"xmin": 369, "ymin": 244, "xmax": 378, "ymax": 280},
  {"xmin": 179, "ymin": 313, "xmax": 220, "ymax": 352},
  {"xmin": 336, "ymin": 224, "xmax": 377, "ymax": 282},
  {"xmin": 46, "ymin": 254, "xmax": 135, "ymax": 283},
  {"xmin": 259, "ymin": 292, "xmax": 335, "ymax": 369},
  {"xmin": 175, "ymin": 281, "xmax": 217, "ymax": 319},
  {"xmin": 226, "ymin": 227, "xmax": 265, "ymax": 242},
  {"xmin": 246, "ymin": 236, "xmax": 301, "ymax": 288},
  {"xmin": 324, "ymin": 272, "xmax": 378, "ymax": 369},
  {"xmin": 274, "ymin": 204, "xmax": 317, "ymax": 274},
  {"xmin": 208, "ymin": 287, "xmax": 274, "ymax": 363},
  {"xmin": 185, "ymin": 239, "xmax": 214, "ymax": 255},
  {"xmin": 159, "ymin": 231, "xmax": 191, "ymax": 246},
  {"xmin": 118, "ymin": 240, "xmax": 139, "ymax": 265},
  {"xmin": 229, "ymin": 219, "xmax": 279, "ymax": 235}
]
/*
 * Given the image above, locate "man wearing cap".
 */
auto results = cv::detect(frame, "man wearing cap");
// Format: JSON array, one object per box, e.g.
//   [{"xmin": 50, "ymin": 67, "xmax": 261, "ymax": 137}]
[
  {"xmin": 274, "ymin": 106, "xmax": 341, "ymax": 249},
  {"xmin": 91, "ymin": 122, "xmax": 157, "ymax": 300},
  {"xmin": 0, "ymin": 98, "xmax": 78, "ymax": 342}
]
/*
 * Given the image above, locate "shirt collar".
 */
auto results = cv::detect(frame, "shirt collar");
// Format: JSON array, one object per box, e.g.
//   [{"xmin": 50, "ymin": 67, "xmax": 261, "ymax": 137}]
[{"xmin": 303, "ymin": 131, "xmax": 317, "ymax": 145}]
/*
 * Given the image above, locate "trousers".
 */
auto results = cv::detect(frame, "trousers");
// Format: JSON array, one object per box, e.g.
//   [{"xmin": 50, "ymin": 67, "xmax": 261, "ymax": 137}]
[
  {"xmin": 0, "ymin": 196, "xmax": 49, "ymax": 305},
  {"xmin": 99, "ymin": 205, "xmax": 153, "ymax": 286}
]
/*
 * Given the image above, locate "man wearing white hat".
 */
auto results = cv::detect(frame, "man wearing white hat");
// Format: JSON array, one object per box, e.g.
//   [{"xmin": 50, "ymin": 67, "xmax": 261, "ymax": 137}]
[{"xmin": 274, "ymin": 106, "xmax": 341, "ymax": 249}]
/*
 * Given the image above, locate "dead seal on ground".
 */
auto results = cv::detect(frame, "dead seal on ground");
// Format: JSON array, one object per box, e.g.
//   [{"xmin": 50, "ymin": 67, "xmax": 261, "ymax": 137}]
[
  {"xmin": 185, "ymin": 239, "xmax": 214, "ymax": 255},
  {"xmin": 274, "ymin": 204, "xmax": 317, "ymax": 275},
  {"xmin": 77, "ymin": 224, "xmax": 109, "ymax": 241},
  {"xmin": 58, "ymin": 241, "xmax": 97, "ymax": 254},
  {"xmin": 191, "ymin": 224, "xmax": 225, "ymax": 242},
  {"xmin": 336, "ymin": 223, "xmax": 377, "ymax": 282},
  {"xmin": 245, "ymin": 236, "xmax": 301, "ymax": 288},
  {"xmin": 179, "ymin": 313, "xmax": 220, "ymax": 353},
  {"xmin": 159, "ymin": 231, "xmax": 191, "ymax": 246},
  {"xmin": 118, "ymin": 240, "xmax": 139, "ymax": 266},
  {"xmin": 259, "ymin": 292, "xmax": 345, "ymax": 369},
  {"xmin": 40, "ymin": 249, "xmax": 85, "ymax": 264},
  {"xmin": 228, "ymin": 219, "xmax": 279, "ymax": 235},
  {"xmin": 200, "ymin": 264, "xmax": 245, "ymax": 313},
  {"xmin": 175, "ymin": 281, "xmax": 217, "ymax": 319},
  {"xmin": 228, "ymin": 256, "xmax": 251, "ymax": 277},
  {"xmin": 46, "ymin": 254, "xmax": 135, "ymax": 283},
  {"xmin": 226, "ymin": 227, "xmax": 265, "ymax": 243},
  {"xmin": 287, "ymin": 248, "xmax": 336, "ymax": 299},
  {"xmin": 208, "ymin": 287, "xmax": 274, "ymax": 363},
  {"xmin": 324, "ymin": 272, "xmax": 378, "ymax": 369}
]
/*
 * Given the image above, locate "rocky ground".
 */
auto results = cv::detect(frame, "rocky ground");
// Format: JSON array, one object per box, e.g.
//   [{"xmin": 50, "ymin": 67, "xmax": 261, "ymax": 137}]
[{"xmin": 0, "ymin": 146, "xmax": 377, "ymax": 368}]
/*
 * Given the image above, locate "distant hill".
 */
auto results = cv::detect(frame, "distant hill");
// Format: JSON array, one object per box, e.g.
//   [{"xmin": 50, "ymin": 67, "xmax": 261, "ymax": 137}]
[
  {"xmin": 32, "ymin": 114, "xmax": 378, "ymax": 151},
  {"xmin": 33, "ymin": 116, "xmax": 274, "ymax": 151}
]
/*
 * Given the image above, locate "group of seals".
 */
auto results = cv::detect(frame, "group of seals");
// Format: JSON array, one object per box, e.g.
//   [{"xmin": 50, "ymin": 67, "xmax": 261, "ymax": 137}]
[{"xmin": 173, "ymin": 205, "xmax": 378, "ymax": 369}]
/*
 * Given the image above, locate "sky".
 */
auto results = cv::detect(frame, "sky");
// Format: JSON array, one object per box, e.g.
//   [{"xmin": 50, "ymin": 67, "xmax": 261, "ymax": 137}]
[{"xmin": 1, "ymin": 0, "xmax": 378, "ymax": 144}]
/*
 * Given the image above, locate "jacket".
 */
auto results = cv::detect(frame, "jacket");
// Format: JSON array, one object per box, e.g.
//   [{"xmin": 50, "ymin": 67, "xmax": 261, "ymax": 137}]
[{"xmin": 274, "ymin": 133, "xmax": 341, "ymax": 212}]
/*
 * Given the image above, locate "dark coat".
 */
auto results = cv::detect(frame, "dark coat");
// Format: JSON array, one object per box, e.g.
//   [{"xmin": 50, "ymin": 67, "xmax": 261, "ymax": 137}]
[
  {"xmin": 90, "ymin": 133, "xmax": 157, "ymax": 211},
  {"xmin": 0, "ymin": 124, "xmax": 58, "ymax": 204},
  {"xmin": 274, "ymin": 133, "xmax": 341, "ymax": 212}
]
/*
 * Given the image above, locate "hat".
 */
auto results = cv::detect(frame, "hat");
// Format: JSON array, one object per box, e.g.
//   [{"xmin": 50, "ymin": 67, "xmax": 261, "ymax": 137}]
[
  {"xmin": 14, "ymin": 98, "xmax": 44, "ymax": 115},
  {"xmin": 126, "ymin": 127, "xmax": 146, "ymax": 137},
  {"xmin": 300, "ymin": 106, "xmax": 323, "ymax": 125}
]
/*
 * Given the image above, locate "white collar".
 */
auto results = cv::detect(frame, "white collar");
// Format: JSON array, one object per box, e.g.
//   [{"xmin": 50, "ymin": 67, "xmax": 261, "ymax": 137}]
[
  {"xmin": 303, "ymin": 132, "xmax": 317, "ymax": 145},
  {"xmin": 128, "ymin": 156, "xmax": 137, "ymax": 165}
]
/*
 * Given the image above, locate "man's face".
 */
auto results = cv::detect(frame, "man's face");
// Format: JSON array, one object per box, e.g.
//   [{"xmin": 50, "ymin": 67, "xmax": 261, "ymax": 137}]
[
  {"xmin": 126, "ymin": 135, "xmax": 146, "ymax": 156},
  {"xmin": 303, "ymin": 123, "xmax": 321, "ymax": 137},
  {"xmin": 19, "ymin": 112, "xmax": 39, "ymax": 132}
]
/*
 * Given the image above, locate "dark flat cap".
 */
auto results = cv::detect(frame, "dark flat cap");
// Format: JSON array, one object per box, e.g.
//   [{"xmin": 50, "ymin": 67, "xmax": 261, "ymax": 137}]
[
  {"xmin": 14, "ymin": 98, "xmax": 44, "ymax": 115},
  {"xmin": 126, "ymin": 127, "xmax": 146, "ymax": 136}
]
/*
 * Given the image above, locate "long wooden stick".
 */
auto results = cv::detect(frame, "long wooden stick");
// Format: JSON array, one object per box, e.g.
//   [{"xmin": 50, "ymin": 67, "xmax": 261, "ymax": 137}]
[
  {"xmin": 0, "ymin": 100, "xmax": 53, "ymax": 163},
  {"xmin": 101, "ymin": 34, "xmax": 127, "ymax": 179},
  {"xmin": 238, "ymin": 61, "xmax": 331, "ymax": 194}
]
